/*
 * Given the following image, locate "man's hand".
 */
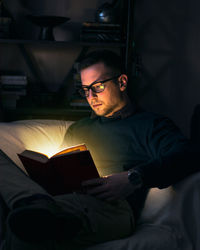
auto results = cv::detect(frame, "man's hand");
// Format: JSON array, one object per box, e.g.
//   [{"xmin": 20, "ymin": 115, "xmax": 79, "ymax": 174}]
[{"xmin": 82, "ymin": 171, "xmax": 141, "ymax": 201}]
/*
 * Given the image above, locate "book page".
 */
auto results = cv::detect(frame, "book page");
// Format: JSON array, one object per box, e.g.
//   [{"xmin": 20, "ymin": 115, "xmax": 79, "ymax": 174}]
[{"xmin": 52, "ymin": 144, "xmax": 87, "ymax": 158}]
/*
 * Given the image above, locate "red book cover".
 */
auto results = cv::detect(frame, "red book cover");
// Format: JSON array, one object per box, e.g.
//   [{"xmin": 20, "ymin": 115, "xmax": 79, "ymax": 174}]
[{"xmin": 18, "ymin": 144, "xmax": 99, "ymax": 195}]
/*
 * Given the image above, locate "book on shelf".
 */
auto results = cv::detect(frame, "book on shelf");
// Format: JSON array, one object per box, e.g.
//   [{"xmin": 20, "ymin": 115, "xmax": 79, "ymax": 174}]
[
  {"xmin": 2, "ymin": 89, "xmax": 26, "ymax": 96},
  {"xmin": 80, "ymin": 22, "xmax": 123, "ymax": 43},
  {"xmin": 0, "ymin": 75, "xmax": 27, "ymax": 94},
  {"xmin": 18, "ymin": 144, "xmax": 99, "ymax": 195},
  {"xmin": 82, "ymin": 22, "xmax": 121, "ymax": 29},
  {"xmin": 0, "ymin": 75, "xmax": 27, "ymax": 85},
  {"xmin": 1, "ymin": 93, "xmax": 21, "ymax": 109},
  {"xmin": 80, "ymin": 32, "xmax": 121, "ymax": 43}
]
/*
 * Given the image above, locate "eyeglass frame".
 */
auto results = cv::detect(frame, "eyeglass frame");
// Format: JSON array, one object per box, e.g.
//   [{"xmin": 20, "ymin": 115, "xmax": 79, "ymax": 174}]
[{"xmin": 79, "ymin": 74, "xmax": 121, "ymax": 98}]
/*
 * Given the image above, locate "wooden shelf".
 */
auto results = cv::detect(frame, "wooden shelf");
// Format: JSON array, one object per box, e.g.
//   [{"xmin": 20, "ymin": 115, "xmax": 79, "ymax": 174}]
[
  {"xmin": 0, "ymin": 39, "xmax": 125, "ymax": 47},
  {"xmin": 4, "ymin": 107, "xmax": 91, "ymax": 121}
]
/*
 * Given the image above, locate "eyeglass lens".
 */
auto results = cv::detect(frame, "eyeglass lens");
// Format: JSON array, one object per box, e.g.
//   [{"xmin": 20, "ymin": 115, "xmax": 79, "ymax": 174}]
[{"xmin": 79, "ymin": 75, "xmax": 120, "ymax": 97}]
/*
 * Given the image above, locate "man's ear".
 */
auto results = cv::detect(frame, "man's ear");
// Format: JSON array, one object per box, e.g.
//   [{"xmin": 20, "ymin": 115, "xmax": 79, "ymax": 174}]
[{"xmin": 119, "ymin": 74, "xmax": 128, "ymax": 91}]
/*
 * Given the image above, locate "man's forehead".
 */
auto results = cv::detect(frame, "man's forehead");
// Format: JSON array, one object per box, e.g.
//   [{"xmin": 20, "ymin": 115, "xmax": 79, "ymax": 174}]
[
  {"xmin": 81, "ymin": 63, "xmax": 111, "ymax": 85},
  {"xmin": 81, "ymin": 62, "xmax": 107, "ymax": 74}
]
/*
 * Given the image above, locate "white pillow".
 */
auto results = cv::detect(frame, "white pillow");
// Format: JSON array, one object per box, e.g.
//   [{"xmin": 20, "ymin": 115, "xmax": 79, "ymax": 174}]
[{"xmin": 0, "ymin": 119, "xmax": 74, "ymax": 172}]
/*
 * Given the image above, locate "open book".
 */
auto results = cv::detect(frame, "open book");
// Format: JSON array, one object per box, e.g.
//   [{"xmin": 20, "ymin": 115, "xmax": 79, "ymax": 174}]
[{"xmin": 18, "ymin": 144, "xmax": 99, "ymax": 195}]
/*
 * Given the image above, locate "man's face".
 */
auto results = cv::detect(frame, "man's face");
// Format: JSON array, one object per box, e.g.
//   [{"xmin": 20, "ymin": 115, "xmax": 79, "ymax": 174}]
[{"xmin": 80, "ymin": 62, "xmax": 127, "ymax": 117}]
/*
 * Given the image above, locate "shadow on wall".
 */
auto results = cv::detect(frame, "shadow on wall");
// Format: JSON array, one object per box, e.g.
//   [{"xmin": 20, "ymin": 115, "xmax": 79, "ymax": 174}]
[{"xmin": 5, "ymin": 0, "xmax": 105, "ymax": 41}]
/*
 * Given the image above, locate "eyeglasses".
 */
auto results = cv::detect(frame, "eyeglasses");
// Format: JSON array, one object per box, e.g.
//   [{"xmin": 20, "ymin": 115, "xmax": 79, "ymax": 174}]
[{"xmin": 79, "ymin": 75, "xmax": 120, "ymax": 98}]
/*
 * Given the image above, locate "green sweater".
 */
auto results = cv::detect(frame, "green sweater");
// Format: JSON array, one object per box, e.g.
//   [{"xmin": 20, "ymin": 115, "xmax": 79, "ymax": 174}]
[{"xmin": 63, "ymin": 109, "xmax": 198, "ymax": 189}]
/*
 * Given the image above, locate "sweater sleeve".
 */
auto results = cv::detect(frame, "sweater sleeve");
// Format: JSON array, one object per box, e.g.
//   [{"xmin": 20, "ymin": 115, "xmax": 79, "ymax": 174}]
[{"xmin": 134, "ymin": 117, "xmax": 200, "ymax": 189}]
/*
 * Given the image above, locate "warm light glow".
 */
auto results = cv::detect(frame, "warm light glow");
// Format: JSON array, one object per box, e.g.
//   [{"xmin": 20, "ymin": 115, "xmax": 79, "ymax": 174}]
[
  {"xmin": 28, "ymin": 147, "xmax": 60, "ymax": 159},
  {"xmin": 24, "ymin": 141, "xmax": 62, "ymax": 158},
  {"xmin": 25, "ymin": 144, "xmax": 87, "ymax": 159},
  {"xmin": 41, "ymin": 148, "xmax": 60, "ymax": 158}
]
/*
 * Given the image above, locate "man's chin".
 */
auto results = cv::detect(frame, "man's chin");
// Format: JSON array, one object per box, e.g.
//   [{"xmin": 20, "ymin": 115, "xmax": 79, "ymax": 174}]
[
  {"xmin": 93, "ymin": 108, "xmax": 113, "ymax": 117},
  {"xmin": 93, "ymin": 110, "xmax": 104, "ymax": 116},
  {"xmin": 92, "ymin": 107, "xmax": 105, "ymax": 117}
]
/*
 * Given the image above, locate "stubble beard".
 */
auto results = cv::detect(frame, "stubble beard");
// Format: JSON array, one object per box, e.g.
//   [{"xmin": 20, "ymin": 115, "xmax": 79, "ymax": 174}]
[{"xmin": 92, "ymin": 103, "xmax": 118, "ymax": 117}]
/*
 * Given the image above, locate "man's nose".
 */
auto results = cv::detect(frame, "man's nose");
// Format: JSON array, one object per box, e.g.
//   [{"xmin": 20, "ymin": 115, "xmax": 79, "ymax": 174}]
[{"xmin": 88, "ymin": 89, "xmax": 97, "ymax": 98}]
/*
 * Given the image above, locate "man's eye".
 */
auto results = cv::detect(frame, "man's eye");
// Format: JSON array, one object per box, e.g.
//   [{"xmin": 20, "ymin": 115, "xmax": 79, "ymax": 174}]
[{"xmin": 93, "ymin": 84, "xmax": 104, "ymax": 90}]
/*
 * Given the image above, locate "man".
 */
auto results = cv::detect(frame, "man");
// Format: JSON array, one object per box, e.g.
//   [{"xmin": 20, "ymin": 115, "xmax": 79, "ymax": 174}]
[
  {"xmin": 62, "ymin": 49, "xmax": 200, "ymax": 205},
  {"xmin": 0, "ymin": 49, "xmax": 199, "ymax": 250}
]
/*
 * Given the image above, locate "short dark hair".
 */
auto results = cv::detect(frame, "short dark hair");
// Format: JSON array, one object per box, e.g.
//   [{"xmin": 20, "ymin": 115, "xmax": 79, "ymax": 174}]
[{"xmin": 79, "ymin": 50, "xmax": 123, "ymax": 76}]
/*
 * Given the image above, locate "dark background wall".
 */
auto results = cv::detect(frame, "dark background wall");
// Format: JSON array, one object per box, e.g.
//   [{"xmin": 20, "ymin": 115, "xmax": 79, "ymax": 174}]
[
  {"xmin": 1, "ymin": 0, "xmax": 200, "ymax": 138},
  {"xmin": 133, "ymin": 0, "xmax": 200, "ymax": 137}
]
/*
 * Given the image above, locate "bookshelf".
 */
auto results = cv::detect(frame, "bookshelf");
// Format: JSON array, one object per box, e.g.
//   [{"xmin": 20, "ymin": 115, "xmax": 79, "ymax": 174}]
[{"xmin": 0, "ymin": 0, "xmax": 134, "ymax": 122}]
